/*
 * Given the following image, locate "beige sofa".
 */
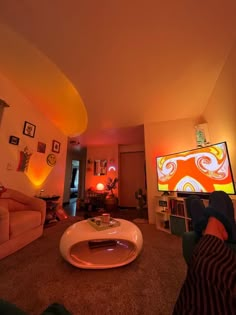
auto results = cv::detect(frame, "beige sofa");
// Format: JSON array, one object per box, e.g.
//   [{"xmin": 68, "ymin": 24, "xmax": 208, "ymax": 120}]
[{"xmin": 0, "ymin": 188, "xmax": 46, "ymax": 260}]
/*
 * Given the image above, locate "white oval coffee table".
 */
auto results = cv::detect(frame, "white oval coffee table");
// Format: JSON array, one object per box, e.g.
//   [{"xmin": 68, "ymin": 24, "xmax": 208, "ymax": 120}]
[{"xmin": 59, "ymin": 218, "xmax": 143, "ymax": 269}]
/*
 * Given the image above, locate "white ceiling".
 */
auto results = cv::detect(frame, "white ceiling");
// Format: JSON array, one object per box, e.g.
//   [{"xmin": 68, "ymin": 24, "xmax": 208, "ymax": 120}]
[{"xmin": 0, "ymin": 0, "xmax": 236, "ymax": 147}]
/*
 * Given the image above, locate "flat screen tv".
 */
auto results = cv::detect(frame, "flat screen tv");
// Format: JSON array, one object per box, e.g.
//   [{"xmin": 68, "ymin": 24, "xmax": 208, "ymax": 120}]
[{"xmin": 156, "ymin": 141, "xmax": 236, "ymax": 195}]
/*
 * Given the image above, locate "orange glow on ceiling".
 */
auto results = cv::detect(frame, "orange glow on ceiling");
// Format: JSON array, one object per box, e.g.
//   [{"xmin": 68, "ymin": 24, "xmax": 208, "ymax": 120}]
[{"xmin": 0, "ymin": 23, "xmax": 87, "ymax": 136}]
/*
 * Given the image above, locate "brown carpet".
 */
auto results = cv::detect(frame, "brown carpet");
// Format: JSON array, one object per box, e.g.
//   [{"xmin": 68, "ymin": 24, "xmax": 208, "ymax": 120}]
[{"xmin": 0, "ymin": 217, "xmax": 187, "ymax": 315}]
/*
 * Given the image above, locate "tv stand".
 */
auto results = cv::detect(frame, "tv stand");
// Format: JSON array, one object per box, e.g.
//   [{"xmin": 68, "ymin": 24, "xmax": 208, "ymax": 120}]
[
  {"xmin": 155, "ymin": 194, "xmax": 236, "ymax": 236},
  {"xmin": 155, "ymin": 195, "xmax": 209, "ymax": 236}
]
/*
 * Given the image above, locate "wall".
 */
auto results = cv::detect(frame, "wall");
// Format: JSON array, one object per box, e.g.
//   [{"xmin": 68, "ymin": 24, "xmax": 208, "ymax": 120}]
[
  {"xmin": 203, "ymin": 42, "xmax": 236, "ymax": 175},
  {"xmin": 144, "ymin": 43, "xmax": 236, "ymax": 224},
  {"xmin": 0, "ymin": 73, "xmax": 67, "ymax": 202},
  {"xmin": 85, "ymin": 144, "xmax": 119, "ymax": 195},
  {"xmin": 144, "ymin": 118, "xmax": 198, "ymax": 223}
]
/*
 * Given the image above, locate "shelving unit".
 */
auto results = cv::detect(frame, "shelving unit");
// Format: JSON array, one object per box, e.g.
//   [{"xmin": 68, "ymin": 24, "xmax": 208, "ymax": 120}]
[
  {"xmin": 155, "ymin": 195, "xmax": 171, "ymax": 234},
  {"xmin": 155, "ymin": 195, "xmax": 236, "ymax": 237},
  {"xmin": 155, "ymin": 210, "xmax": 170, "ymax": 233},
  {"xmin": 155, "ymin": 195, "xmax": 208, "ymax": 236}
]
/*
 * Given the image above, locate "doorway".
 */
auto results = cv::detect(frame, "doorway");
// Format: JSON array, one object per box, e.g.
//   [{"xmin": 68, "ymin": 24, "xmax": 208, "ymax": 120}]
[
  {"xmin": 119, "ymin": 151, "xmax": 146, "ymax": 208},
  {"xmin": 70, "ymin": 160, "xmax": 79, "ymax": 199}
]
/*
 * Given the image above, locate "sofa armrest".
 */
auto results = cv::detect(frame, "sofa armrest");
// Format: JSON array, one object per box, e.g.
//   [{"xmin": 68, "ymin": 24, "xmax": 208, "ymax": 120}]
[
  {"xmin": 0, "ymin": 206, "xmax": 9, "ymax": 244},
  {"xmin": 28, "ymin": 197, "xmax": 46, "ymax": 225}
]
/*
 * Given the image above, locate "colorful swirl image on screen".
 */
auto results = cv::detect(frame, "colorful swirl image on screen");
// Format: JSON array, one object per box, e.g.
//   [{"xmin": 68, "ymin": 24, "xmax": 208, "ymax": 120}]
[{"xmin": 156, "ymin": 142, "xmax": 235, "ymax": 194}]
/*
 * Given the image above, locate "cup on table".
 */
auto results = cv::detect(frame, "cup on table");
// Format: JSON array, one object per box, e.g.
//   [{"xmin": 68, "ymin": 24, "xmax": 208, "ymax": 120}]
[{"xmin": 102, "ymin": 213, "xmax": 110, "ymax": 223}]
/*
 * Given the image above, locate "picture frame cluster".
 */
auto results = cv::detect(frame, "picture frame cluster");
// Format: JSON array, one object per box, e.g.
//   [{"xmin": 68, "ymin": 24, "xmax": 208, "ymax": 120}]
[{"xmin": 8, "ymin": 120, "xmax": 61, "ymax": 156}]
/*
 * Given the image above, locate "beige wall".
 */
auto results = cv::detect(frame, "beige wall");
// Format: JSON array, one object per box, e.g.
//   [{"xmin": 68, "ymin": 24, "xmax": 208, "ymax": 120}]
[
  {"xmin": 0, "ymin": 73, "xmax": 67, "ymax": 202},
  {"xmin": 203, "ymin": 43, "xmax": 236, "ymax": 175},
  {"xmin": 145, "ymin": 43, "xmax": 236, "ymax": 224}
]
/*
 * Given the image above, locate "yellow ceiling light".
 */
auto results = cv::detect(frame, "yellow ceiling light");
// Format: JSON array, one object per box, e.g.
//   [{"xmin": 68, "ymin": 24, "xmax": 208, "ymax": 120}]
[{"xmin": 0, "ymin": 23, "xmax": 87, "ymax": 136}]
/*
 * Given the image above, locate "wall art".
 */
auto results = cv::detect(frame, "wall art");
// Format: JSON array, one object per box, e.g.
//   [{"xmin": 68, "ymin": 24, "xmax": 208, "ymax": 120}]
[
  {"xmin": 23, "ymin": 121, "xmax": 36, "ymax": 138},
  {"xmin": 47, "ymin": 153, "xmax": 56, "ymax": 167},
  {"xmin": 52, "ymin": 140, "xmax": 61, "ymax": 153},
  {"xmin": 17, "ymin": 146, "xmax": 32, "ymax": 172},
  {"xmin": 37, "ymin": 141, "xmax": 46, "ymax": 153},
  {"xmin": 195, "ymin": 123, "xmax": 210, "ymax": 147},
  {"xmin": 9, "ymin": 135, "xmax": 20, "ymax": 145}
]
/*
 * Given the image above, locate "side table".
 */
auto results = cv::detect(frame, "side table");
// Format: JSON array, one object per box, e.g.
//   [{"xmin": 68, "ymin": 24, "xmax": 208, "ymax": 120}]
[{"xmin": 36, "ymin": 195, "xmax": 60, "ymax": 225}]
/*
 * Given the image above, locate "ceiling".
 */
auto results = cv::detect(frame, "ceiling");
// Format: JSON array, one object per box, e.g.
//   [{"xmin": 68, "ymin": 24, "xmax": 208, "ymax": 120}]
[{"xmin": 0, "ymin": 0, "xmax": 236, "ymax": 147}]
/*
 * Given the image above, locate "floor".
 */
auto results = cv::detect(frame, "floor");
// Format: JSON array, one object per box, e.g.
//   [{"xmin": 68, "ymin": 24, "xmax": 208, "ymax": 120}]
[{"xmin": 64, "ymin": 198, "xmax": 148, "ymax": 222}]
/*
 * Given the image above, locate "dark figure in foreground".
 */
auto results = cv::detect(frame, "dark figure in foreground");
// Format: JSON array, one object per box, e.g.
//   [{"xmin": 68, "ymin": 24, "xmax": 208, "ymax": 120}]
[
  {"xmin": 173, "ymin": 191, "xmax": 236, "ymax": 314},
  {"xmin": 0, "ymin": 301, "xmax": 72, "ymax": 315}
]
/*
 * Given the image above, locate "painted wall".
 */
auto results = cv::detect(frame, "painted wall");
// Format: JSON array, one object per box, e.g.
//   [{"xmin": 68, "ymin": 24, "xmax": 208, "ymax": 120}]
[
  {"xmin": 145, "ymin": 118, "xmax": 198, "ymax": 223},
  {"xmin": 0, "ymin": 73, "xmax": 67, "ymax": 202},
  {"xmin": 203, "ymin": 43, "xmax": 236, "ymax": 175},
  {"xmin": 85, "ymin": 145, "xmax": 119, "ymax": 195},
  {"xmin": 145, "ymin": 43, "xmax": 236, "ymax": 224}
]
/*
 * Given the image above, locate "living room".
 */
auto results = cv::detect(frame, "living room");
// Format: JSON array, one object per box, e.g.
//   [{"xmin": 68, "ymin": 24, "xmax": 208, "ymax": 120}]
[
  {"xmin": 1, "ymin": 45, "xmax": 235, "ymax": 224},
  {"xmin": 0, "ymin": 1, "xmax": 236, "ymax": 314}
]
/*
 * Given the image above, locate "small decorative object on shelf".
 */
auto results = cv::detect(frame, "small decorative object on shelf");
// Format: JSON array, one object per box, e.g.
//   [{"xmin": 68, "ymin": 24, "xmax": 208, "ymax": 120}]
[{"xmin": 155, "ymin": 195, "xmax": 209, "ymax": 236}]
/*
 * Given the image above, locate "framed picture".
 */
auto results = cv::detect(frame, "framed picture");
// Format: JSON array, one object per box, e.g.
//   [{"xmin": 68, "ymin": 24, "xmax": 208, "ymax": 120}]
[
  {"xmin": 37, "ymin": 141, "xmax": 46, "ymax": 153},
  {"xmin": 9, "ymin": 135, "xmax": 20, "ymax": 145},
  {"xmin": 52, "ymin": 140, "xmax": 61, "ymax": 153},
  {"xmin": 23, "ymin": 121, "xmax": 36, "ymax": 138},
  {"xmin": 195, "ymin": 123, "xmax": 210, "ymax": 147},
  {"xmin": 94, "ymin": 159, "xmax": 107, "ymax": 176}
]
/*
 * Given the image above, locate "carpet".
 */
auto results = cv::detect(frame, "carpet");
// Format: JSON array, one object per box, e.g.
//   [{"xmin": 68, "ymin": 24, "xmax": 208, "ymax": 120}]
[
  {"xmin": 132, "ymin": 218, "xmax": 149, "ymax": 224},
  {"xmin": 0, "ymin": 217, "xmax": 187, "ymax": 315}
]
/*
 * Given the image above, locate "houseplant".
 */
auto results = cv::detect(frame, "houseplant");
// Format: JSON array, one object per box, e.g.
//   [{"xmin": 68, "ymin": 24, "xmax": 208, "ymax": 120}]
[
  {"xmin": 105, "ymin": 177, "xmax": 118, "ymax": 211},
  {"xmin": 135, "ymin": 188, "xmax": 146, "ymax": 210},
  {"xmin": 135, "ymin": 188, "xmax": 147, "ymax": 218},
  {"xmin": 105, "ymin": 177, "xmax": 118, "ymax": 196}
]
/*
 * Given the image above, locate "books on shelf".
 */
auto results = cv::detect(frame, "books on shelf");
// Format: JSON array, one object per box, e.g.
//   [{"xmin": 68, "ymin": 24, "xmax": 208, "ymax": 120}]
[{"xmin": 169, "ymin": 199, "xmax": 185, "ymax": 217}]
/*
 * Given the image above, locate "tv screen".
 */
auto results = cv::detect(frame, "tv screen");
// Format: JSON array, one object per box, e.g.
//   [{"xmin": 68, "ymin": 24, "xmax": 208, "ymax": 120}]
[{"xmin": 156, "ymin": 141, "xmax": 236, "ymax": 195}]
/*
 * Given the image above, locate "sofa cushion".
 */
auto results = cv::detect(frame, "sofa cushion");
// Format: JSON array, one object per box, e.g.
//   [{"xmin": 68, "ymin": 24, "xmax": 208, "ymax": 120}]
[
  {"xmin": 9, "ymin": 211, "xmax": 42, "ymax": 238},
  {"xmin": 8, "ymin": 199, "xmax": 29, "ymax": 212}
]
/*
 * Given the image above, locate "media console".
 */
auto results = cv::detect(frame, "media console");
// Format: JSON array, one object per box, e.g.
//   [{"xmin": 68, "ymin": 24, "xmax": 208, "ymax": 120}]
[{"xmin": 155, "ymin": 195, "xmax": 236, "ymax": 237}]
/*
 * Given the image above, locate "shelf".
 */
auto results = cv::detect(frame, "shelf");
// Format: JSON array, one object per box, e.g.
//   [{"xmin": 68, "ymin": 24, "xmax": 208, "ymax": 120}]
[
  {"xmin": 155, "ymin": 195, "xmax": 206, "ymax": 236},
  {"xmin": 155, "ymin": 210, "xmax": 169, "ymax": 215},
  {"xmin": 170, "ymin": 214, "xmax": 185, "ymax": 219},
  {"xmin": 157, "ymin": 227, "xmax": 171, "ymax": 234}
]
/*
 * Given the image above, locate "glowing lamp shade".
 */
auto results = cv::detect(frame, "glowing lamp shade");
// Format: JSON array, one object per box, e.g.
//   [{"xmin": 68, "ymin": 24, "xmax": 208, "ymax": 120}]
[{"xmin": 96, "ymin": 183, "xmax": 105, "ymax": 191}]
